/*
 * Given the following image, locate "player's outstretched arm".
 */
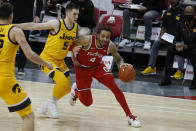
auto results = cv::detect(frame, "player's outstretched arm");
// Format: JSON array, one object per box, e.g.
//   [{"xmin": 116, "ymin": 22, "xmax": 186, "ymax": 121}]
[
  {"xmin": 109, "ymin": 42, "xmax": 131, "ymax": 68},
  {"xmin": 12, "ymin": 27, "xmax": 53, "ymax": 70},
  {"xmin": 14, "ymin": 19, "xmax": 58, "ymax": 31}
]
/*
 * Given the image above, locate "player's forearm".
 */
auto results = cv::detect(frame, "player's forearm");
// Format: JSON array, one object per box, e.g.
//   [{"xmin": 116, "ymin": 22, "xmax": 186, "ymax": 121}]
[
  {"xmin": 71, "ymin": 51, "xmax": 81, "ymax": 67},
  {"xmin": 26, "ymin": 51, "xmax": 50, "ymax": 67},
  {"xmin": 115, "ymin": 56, "xmax": 124, "ymax": 69},
  {"xmin": 71, "ymin": 51, "xmax": 76, "ymax": 62},
  {"xmin": 14, "ymin": 23, "xmax": 41, "ymax": 30}
]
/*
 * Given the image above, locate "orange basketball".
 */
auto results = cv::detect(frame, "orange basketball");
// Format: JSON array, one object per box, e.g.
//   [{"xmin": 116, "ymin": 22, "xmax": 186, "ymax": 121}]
[{"xmin": 118, "ymin": 66, "xmax": 136, "ymax": 82}]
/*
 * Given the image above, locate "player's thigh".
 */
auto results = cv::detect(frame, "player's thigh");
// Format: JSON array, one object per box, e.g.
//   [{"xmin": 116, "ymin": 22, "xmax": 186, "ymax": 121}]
[
  {"xmin": 75, "ymin": 66, "xmax": 93, "ymax": 90},
  {"xmin": 0, "ymin": 77, "xmax": 32, "ymax": 117},
  {"xmin": 94, "ymin": 64, "xmax": 116, "ymax": 86},
  {"xmin": 75, "ymin": 68, "xmax": 94, "ymax": 105}
]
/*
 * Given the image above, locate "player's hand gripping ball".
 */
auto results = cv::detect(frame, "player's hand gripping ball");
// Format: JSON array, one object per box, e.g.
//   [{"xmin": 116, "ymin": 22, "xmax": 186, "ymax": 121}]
[{"xmin": 118, "ymin": 65, "xmax": 136, "ymax": 82}]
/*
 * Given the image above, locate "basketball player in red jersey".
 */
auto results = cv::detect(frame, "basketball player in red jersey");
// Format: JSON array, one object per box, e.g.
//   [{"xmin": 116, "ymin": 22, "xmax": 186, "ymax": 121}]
[{"xmin": 70, "ymin": 26, "xmax": 141, "ymax": 128}]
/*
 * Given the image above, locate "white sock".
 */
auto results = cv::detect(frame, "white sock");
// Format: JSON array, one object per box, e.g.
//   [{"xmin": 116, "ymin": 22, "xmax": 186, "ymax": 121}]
[{"xmin": 49, "ymin": 97, "xmax": 57, "ymax": 103}]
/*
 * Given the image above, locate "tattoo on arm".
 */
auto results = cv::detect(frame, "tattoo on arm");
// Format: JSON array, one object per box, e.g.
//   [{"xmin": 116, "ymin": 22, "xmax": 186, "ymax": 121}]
[{"xmin": 109, "ymin": 43, "xmax": 124, "ymax": 68}]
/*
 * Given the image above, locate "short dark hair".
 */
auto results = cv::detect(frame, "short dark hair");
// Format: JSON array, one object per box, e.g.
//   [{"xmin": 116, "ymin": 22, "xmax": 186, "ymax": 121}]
[
  {"xmin": 97, "ymin": 26, "xmax": 112, "ymax": 34},
  {"xmin": 0, "ymin": 3, "xmax": 13, "ymax": 19},
  {"xmin": 65, "ymin": 3, "xmax": 80, "ymax": 11}
]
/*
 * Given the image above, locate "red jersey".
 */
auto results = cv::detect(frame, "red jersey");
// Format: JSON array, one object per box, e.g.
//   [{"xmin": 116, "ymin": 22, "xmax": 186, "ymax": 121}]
[{"xmin": 76, "ymin": 35, "xmax": 110, "ymax": 68}]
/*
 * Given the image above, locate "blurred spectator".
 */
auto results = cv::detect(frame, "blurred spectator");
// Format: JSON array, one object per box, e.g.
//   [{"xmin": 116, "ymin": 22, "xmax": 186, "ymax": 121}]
[
  {"xmin": 8, "ymin": 0, "xmax": 43, "ymax": 79},
  {"xmin": 45, "ymin": 0, "xmax": 66, "ymax": 16},
  {"xmin": 119, "ymin": 0, "xmax": 165, "ymax": 50},
  {"xmin": 141, "ymin": 0, "xmax": 185, "ymax": 80},
  {"xmin": 159, "ymin": 6, "xmax": 196, "ymax": 89},
  {"xmin": 0, "ymin": 0, "xmax": 7, "ymax": 4}
]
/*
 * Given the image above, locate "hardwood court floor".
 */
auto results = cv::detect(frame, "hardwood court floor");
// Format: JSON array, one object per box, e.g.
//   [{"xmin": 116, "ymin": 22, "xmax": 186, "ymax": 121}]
[{"xmin": 0, "ymin": 80, "xmax": 196, "ymax": 131}]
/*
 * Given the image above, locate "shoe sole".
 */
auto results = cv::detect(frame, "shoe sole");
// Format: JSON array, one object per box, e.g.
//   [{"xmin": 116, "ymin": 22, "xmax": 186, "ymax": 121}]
[
  {"xmin": 170, "ymin": 76, "xmax": 183, "ymax": 80},
  {"xmin": 17, "ymin": 75, "xmax": 25, "ymax": 80},
  {"xmin": 127, "ymin": 120, "xmax": 141, "ymax": 128},
  {"xmin": 141, "ymin": 72, "xmax": 156, "ymax": 76},
  {"xmin": 48, "ymin": 111, "xmax": 59, "ymax": 119}
]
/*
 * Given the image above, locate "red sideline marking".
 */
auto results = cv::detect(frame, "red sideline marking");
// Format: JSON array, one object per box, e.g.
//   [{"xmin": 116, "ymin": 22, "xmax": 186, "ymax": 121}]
[{"xmin": 166, "ymin": 96, "xmax": 196, "ymax": 100}]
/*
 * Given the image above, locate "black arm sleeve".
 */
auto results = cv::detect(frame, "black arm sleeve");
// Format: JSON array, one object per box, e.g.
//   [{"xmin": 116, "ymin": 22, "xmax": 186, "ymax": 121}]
[
  {"xmin": 35, "ymin": 0, "xmax": 43, "ymax": 17},
  {"xmin": 61, "ymin": 6, "xmax": 65, "ymax": 15}
]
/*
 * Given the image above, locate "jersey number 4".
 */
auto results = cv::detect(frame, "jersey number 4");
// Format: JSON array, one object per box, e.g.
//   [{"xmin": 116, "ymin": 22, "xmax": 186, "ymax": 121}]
[{"xmin": 90, "ymin": 57, "xmax": 96, "ymax": 62}]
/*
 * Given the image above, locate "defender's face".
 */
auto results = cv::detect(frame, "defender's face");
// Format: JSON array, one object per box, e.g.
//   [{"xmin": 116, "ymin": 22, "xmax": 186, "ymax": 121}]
[
  {"xmin": 98, "ymin": 30, "xmax": 111, "ymax": 47},
  {"xmin": 67, "ymin": 9, "xmax": 79, "ymax": 23}
]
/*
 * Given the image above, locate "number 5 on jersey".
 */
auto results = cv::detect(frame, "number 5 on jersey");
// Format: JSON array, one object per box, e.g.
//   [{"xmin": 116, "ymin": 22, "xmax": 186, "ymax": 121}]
[{"xmin": 62, "ymin": 41, "xmax": 68, "ymax": 50}]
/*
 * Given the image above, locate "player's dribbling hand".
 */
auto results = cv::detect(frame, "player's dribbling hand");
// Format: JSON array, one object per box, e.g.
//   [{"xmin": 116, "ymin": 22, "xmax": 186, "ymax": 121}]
[
  {"xmin": 120, "ymin": 63, "xmax": 132, "ymax": 68},
  {"xmin": 47, "ymin": 62, "xmax": 53, "ymax": 70}
]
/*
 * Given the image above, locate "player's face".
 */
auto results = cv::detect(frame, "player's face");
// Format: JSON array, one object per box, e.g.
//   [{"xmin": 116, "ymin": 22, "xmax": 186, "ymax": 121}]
[
  {"xmin": 67, "ymin": 9, "xmax": 79, "ymax": 23},
  {"xmin": 99, "ymin": 30, "xmax": 111, "ymax": 47}
]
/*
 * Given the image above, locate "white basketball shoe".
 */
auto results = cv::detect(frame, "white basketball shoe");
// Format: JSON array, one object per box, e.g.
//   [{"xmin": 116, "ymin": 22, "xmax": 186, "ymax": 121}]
[
  {"xmin": 127, "ymin": 115, "xmax": 141, "ymax": 128},
  {"xmin": 37, "ymin": 101, "xmax": 49, "ymax": 117},
  {"xmin": 48, "ymin": 99, "xmax": 59, "ymax": 118},
  {"xmin": 37, "ymin": 98, "xmax": 59, "ymax": 119}
]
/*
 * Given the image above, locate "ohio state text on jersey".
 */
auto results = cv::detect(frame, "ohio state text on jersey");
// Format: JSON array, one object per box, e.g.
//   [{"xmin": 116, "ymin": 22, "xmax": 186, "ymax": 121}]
[{"xmin": 76, "ymin": 35, "xmax": 110, "ymax": 68}]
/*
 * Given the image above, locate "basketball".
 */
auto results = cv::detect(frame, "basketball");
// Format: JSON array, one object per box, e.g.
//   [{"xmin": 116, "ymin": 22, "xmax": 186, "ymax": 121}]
[{"xmin": 118, "ymin": 66, "xmax": 136, "ymax": 82}]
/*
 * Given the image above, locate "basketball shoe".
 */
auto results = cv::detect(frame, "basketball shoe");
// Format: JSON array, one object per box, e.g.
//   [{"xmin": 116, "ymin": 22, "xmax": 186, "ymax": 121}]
[
  {"xmin": 141, "ymin": 66, "xmax": 156, "ymax": 75},
  {"xmin": 69, "ymin": 82, "xmax": 78, "ymax": 106},
  {"xmin": 172, "ymin": 69, "xmax": 183, "ymax": 79},
  {"xmin": 37, "ymin": 101, "xmax": 49, "ymax": 117},
  {"xmin": 37, "ymin": 98, "xmax": 59, "ymax": 118},
  {"xmin": 127, "ymin": 114, "xmax": 141, "ymax": 128}
]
